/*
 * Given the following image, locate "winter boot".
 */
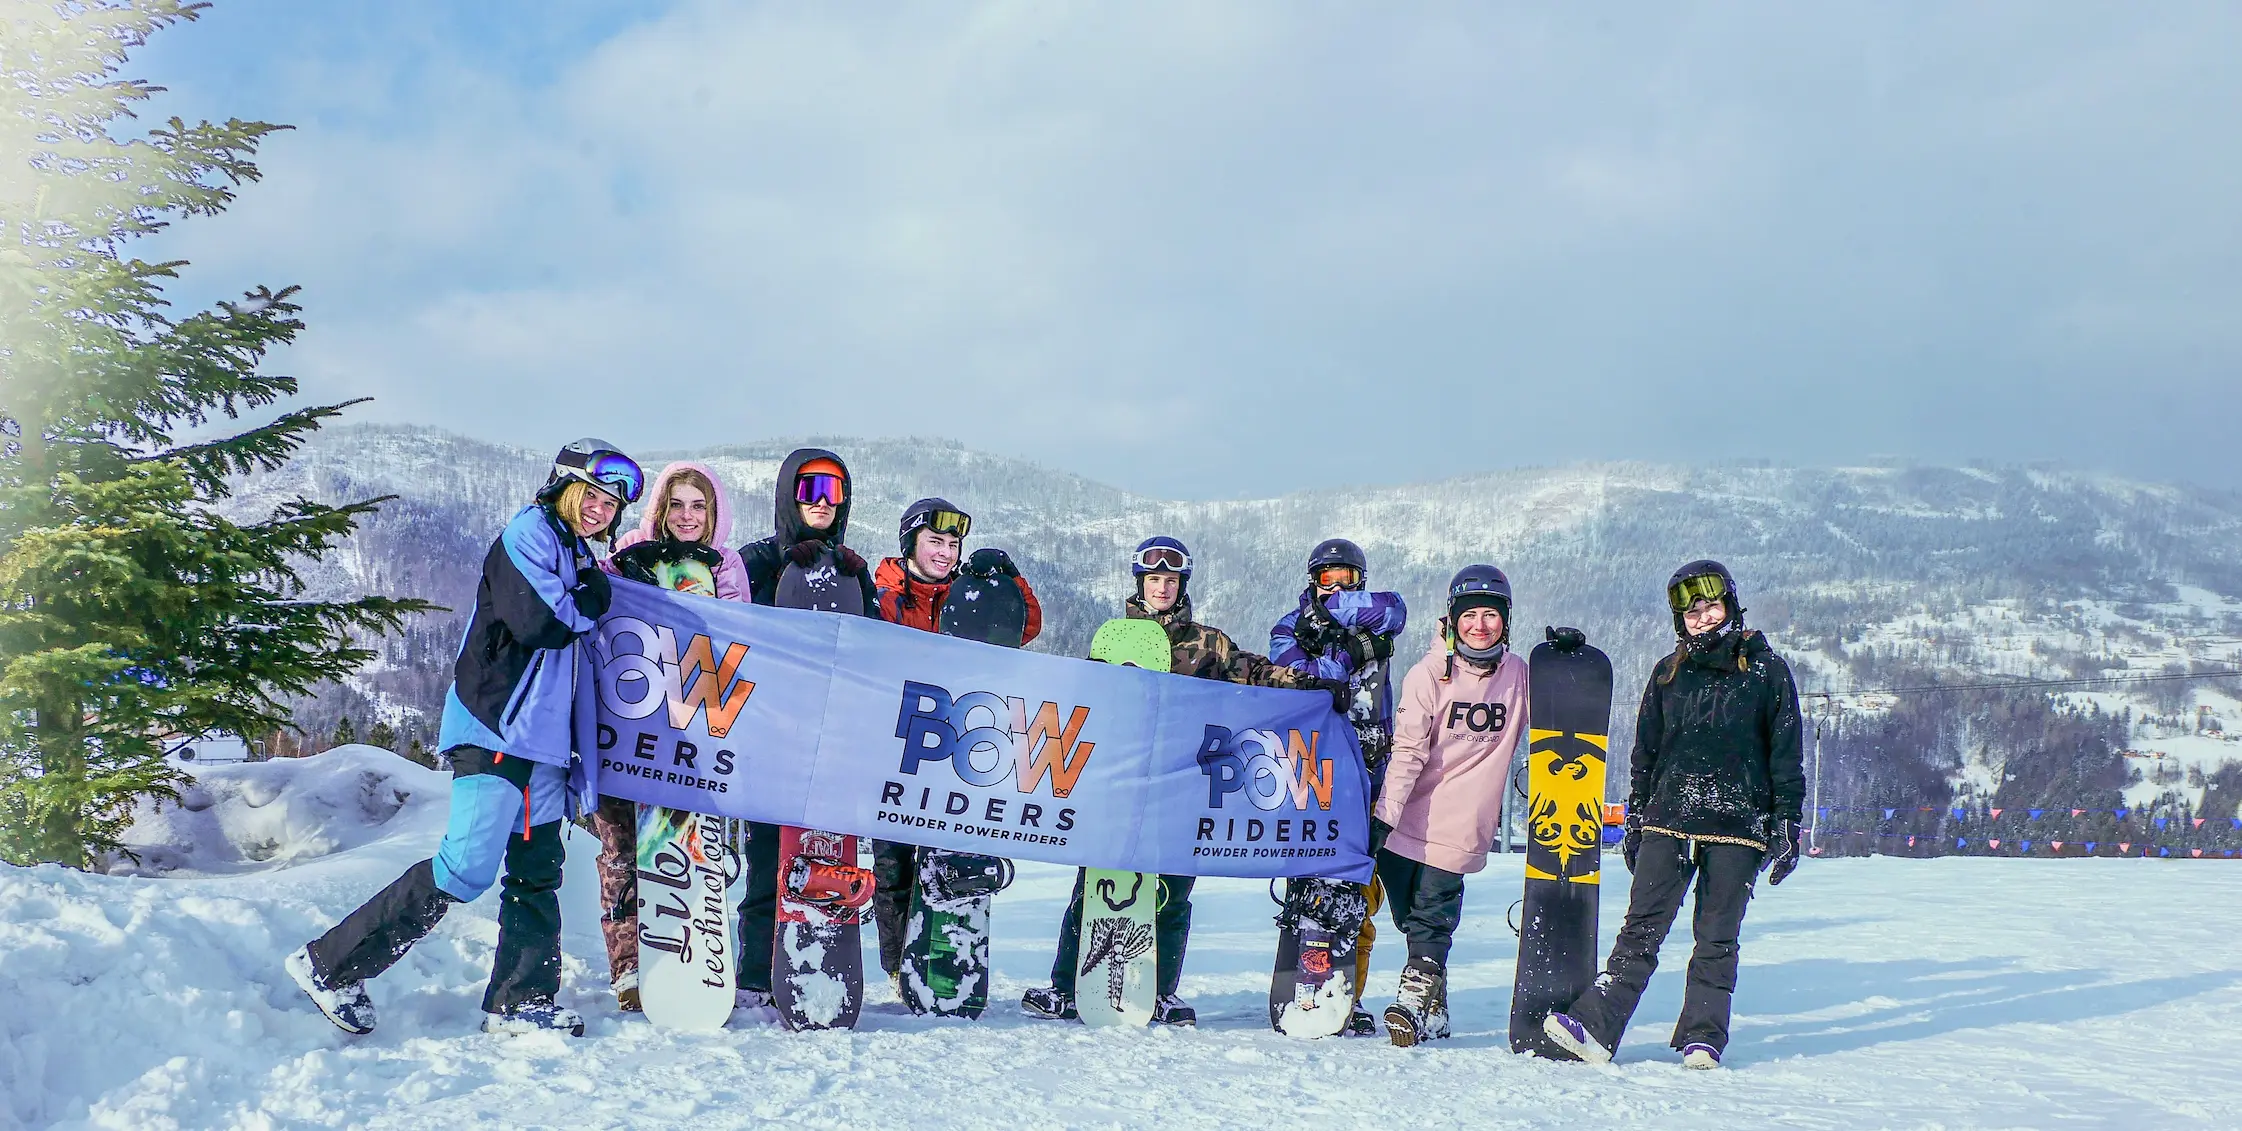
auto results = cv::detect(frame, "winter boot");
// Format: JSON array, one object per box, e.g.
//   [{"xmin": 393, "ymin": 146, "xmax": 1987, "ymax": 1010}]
[
  {"xmin": 1020, "ymin": 985, "xmax": 1078, "ymax": 1021},
  {"xmin": 482, "ymin": 997, "xmax": 585, "ymax": 1036},
  {"xmin": 1383, "ymin": 956, "xmax": 1449, "ymax": 1047},
  {"xmin": 1153, "ymin": 993, "xmax": 1197, "ymax": 1027},
  {"xmin": 286, "ymin": 946, "xmax": 376, "ymax": 1035},
  {"xmin": 1542, "ymin": 1011, "xmax": 1615, "ymax": 1065},
  {"xmin": 1681, "ymin": 1042, "xmax": 1722, "ymax": 1070},
  {"xmin": 612, "ymin": 968, "xmax": 641, "ymax": 1013},
  {"xmin": 1344, "ymin": 1003, "xmax": 1379, "ymax": 1037}
]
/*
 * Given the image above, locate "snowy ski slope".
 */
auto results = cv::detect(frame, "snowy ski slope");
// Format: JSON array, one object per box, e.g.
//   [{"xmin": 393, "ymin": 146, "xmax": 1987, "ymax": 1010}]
[{"xmin": 4, "ymin": 749, "xmax": 2239, "ymax": 1129}]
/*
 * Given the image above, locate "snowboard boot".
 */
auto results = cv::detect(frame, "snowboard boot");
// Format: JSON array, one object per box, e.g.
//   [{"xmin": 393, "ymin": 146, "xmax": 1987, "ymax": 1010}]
[
  {"xmin": 1020, "ymin": 985, "xmax": 1078, "ymax": 1021},
  {"xmin": 1383, "ymin": 956, "xmax": 1450, "ymax": 1047},
  {"xmin": 1153, "ymin": 993, "xmax": 1197, "ymax": 1028},
  {"xmin": 482, "ymin": 997, "xmax": 585, "ymax": 1037},
  {"xmin": 286, "ymin": 946, "xmax": 376, "ymax": 1035},
  {"xmin": 612, "ymin": 968, "xmax": 641, "ymax": 1013},
  {"xmin": 1542, "ymin": 1011, "xmax": 1615, "ymax": 1065},
  {"xmin": 1681, "ymin": 1043, "xmax": 1722, "ymax": 1070},
  {"xmin": 1343, "ymin": 1004, "xmax": 1379, "ymax": 1037}
]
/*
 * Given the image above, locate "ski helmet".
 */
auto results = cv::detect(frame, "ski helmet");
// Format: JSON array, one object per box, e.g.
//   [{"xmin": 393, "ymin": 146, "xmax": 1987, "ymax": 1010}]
[
  {"xmin": 539, "ymin": 438, "xmax": 644, "ymax": 505},
  {"xmin": 1306, "ymin": 538, "xmax": 1368, "ymax": 589},
  {"xmin": 1131, "ymin": 535, "xmax": 1192, "ymax": 599},
  {"xmin": 898, "ymin": 497, "xmax": 973, "ymax": 556},
  {"xmin": 1666, "ymin": 559, "xmax": 1743, "ymax": 636},
  {"xmin": 1446, "ymin": 564, "xmax": 1512, "ymax": 637}
]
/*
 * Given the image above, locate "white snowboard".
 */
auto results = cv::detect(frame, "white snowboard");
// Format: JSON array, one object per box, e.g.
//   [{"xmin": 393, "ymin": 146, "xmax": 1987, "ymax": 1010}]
[
  {"xmin": 635, "ymin": 805, "xmax": 737, "ymax": 1032},
  {"xmin": 1076, "ymin": 868, "xmax": 1157, "ymax": 1028}
]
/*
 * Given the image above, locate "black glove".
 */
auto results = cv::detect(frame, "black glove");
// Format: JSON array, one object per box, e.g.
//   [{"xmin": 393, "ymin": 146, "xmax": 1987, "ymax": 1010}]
[
  {"xmin": 1294, "ymin": 599, "xmax": 1339, "ymax": 654},
  {"xmin": 836, "ymin": 547, "xmax": 867, "ymax": 577},
  {"xmin": 573, "ymin": 566, "xmax": 613, "ymax": 619},
  {"xmin": 1621, "ymin": 811, "xmax": 1643, "ymax": 873},
  {"xmin": 1545, "ymin": 625, "xmax": 1588, "ymax": 651},
  {"xmin": 785, "ymin": 540, "xmax": 823, "ymax": 567},
  {"xmin": 1764, "ymin": 818, "xmax": 1803, "ymax": 885},
  {"xmin": 1313, "ymin": 677, "xmax": 1352, "ymax": 714},
  {"xmin": 1369, "ymin": 817, "xmax": 1393, "ymax": 857},
  {"xmin": 610, "ymin": 543, "xmax": 662, "ymax": 586},
  {"xmin": 1336, "ymin": 628, "xmax": 1376, "ymax": 669},
  {"xmin": 965, "ymin": 547, "xmax": 1017, "ymax": 578}
]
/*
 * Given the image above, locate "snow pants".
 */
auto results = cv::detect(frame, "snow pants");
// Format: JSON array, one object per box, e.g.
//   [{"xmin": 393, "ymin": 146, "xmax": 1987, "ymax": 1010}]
[
  {"xmin": 870, "ymin": 840, "xmax": 919, "ymax": 976},
  {"xmin": 305, "ymin": 746, "xmax": 571, "ymax": 1013},
  {"xmin": 1050, "ymin": 871, "xmax": 1195, "ymax": 999},
  {"xmin": 588, "ymin": 796, "xmax": 638, "ymax": 985},
  {"xmin": 1563, "ymin": 832, "xmax": 1762, "ymax": 1054},
  {"xmin": 1374, "ymin": 848, "xmax": 1467, "ymax": 967},
  {"xmin": 735, "ymin": 820, "xmax": 781, "ymax": 993}
]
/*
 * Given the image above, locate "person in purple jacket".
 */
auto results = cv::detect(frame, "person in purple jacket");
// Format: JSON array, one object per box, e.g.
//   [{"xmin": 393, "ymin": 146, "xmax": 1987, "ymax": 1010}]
[{"xmin": 1270, "ymin": 538, "xmax": 1407, "ymax": 1037}]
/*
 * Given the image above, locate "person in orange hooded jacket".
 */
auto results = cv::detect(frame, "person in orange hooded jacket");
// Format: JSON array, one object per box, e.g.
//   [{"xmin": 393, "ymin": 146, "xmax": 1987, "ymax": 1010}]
[{"xmin": 868, "ymin": 497, "xmax": 1043, "ymax": 990}]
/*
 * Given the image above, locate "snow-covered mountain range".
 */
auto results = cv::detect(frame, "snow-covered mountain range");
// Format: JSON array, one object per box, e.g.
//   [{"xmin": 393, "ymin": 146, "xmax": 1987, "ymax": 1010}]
[{"xmin": 227, "ymin": 424, "xmax": 2242, "ymax": 836}]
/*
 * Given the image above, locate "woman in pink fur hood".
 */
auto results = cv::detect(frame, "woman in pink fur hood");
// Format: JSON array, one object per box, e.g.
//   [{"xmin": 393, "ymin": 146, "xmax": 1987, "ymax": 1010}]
[{"xmin": 603, "ymin": 460, "xmax": 750, "ymax": 601}]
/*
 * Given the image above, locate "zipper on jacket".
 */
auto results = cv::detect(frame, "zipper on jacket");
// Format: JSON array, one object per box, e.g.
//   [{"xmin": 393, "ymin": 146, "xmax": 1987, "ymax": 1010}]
[{"xmin": 504, "ymin": 653, "xmax": 545, "ymax": 727}]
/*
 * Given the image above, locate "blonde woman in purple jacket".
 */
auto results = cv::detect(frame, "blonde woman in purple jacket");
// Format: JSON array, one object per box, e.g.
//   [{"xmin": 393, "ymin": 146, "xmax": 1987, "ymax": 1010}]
[{"xmin": 1372, "ymin": 565, "xmax": 1548, "ymax": 1046}]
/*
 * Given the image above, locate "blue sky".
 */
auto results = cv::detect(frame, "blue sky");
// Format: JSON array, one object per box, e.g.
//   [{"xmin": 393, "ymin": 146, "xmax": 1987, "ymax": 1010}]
[{"xmin": 133, "ymin": 1, "xmax": 2242, "ymax": 498}]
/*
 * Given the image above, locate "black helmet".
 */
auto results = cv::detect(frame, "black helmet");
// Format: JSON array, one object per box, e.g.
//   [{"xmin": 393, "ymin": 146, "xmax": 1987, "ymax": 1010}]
[
  {"xmin": 1306, "ymin": 538, "xmax": 1368, "ymax": 587},
  {"xmin": 899, "ymin": 497, "xmax": 972, "ymax": 556},
  {"xmin": 1666, "ymin": 559, "xmax": 1744, "ymax": 636},
  {"xmin": 1447, "ymin": 563, "xmax": 1512, "ymax": 632}
]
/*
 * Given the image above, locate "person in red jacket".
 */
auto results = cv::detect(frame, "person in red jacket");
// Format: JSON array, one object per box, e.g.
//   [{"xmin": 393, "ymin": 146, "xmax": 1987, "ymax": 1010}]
[{"xmin": 868, "ymin": 497, "xmax": 1043, "ymax": 991}]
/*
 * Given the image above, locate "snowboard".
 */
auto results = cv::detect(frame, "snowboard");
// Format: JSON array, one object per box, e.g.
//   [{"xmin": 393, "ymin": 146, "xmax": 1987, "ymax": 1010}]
[
  {"xmin": 775, "ymin": 549, "xmax": 865, "ymax": 615},
  {"xmin": 635, "ymin": 805, "xmax": 738, "ymax": 1032},
  {"xmin": 1269, "ymin": 878, "xmax": 1370, "ymax": 1036},
  {"xmin": 773, "ymin": 827, "xmax": 874, "ymax": 1031},
  {"xmin": 900, "ymin": 852, "xmax": 1013, "ymax": 1017},
  {"xmin": 1509, "ymin": 636, "xmax": 1614, "ymax": 1058},
  {"xmin": 935, "ymin": 550, "xmax": 1028, "ymax": 646},
  {"xmin": 1074, "ymin": 617, "xmax": 1172, "ymax": 1028},
  {"xmin": 1076, "ymin": 868, "xmax": 1158, "ymax": 1028}
]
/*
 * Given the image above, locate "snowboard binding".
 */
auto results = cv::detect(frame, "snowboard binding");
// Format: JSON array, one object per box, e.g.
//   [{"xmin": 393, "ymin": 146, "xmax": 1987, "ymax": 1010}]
[
  {"xmin": 1272, "ymin": 877, "xmax": 1369, "ymax": 937},
  {"xmin": 785, "ymin": 855, "xmax": 875, "ymax": 909},
  {"xmin": 922, "ymin": 853, "xmax": 1015, "ymax": 902}
]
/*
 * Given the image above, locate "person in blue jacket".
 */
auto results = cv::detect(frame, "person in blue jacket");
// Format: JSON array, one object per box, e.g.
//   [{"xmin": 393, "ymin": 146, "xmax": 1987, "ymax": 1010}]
[
  {"xmin": 286, "ymin": 439, "xmax": 643, "ymax": 1038},
  {"xmin": 1269, "ymin": 537, "xmax": 1408, "ymax": 1037}
]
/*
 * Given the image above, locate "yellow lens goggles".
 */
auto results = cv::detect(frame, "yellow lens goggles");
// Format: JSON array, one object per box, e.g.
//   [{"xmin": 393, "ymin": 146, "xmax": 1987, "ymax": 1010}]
[{"xmin": 1667, "ymin": 573, "xmax": 1729, "ymax": 612}]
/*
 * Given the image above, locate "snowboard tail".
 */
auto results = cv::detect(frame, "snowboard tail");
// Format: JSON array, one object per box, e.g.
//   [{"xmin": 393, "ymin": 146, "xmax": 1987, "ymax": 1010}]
[
  {"xmin": 635, "ymin": 805, "xmax": 738, "ymax": 1032},
  {"xmin": 1270, "ymin": 878, "xmax": 1369, "ymax": 1037},
  {"xmin": 1509, "ymin": 640, "xmax": 1614, "ymax": 1058},
  {"xmin": 1077, "ymin": 868, "xmax": 1157, "ymax": 1027}
]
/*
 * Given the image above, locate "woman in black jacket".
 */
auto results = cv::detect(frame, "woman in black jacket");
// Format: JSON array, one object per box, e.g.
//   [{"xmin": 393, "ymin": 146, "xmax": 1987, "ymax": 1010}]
[{"xmin": 1543, "ymin": 559, "xmax": 1804, "ymax": 1070}]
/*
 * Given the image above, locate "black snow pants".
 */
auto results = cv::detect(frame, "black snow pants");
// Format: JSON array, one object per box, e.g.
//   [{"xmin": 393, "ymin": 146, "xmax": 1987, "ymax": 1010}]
[
  {"xmin": 1373, "ymin": 848, "xmax": 1467, "ymax": 968},
  {"xmin": 1563, "ymin": 831, "xmax": 1763, "ymax": 1053},
  {"xmin": 736, "ymin": 820, "xmax": 781, "ymax": 993},
  {"xmin": 304, "ymin": 747, "xmax": 567, "ymax": 1013},
  {"xmin": 870, "ymin": 839, "xmax": 919, "ymax": 976},
  {"xmin": 1050, "ymin": 870, "xmax": 1196, "ymax": 999}
]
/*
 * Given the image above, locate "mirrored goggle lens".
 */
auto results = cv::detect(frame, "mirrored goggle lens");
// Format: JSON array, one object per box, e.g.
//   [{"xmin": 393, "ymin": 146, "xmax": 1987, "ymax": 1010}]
[
  {"xmin": 588, "ymin": 453, "xmax": 644, "ymax": 502},
  {"xmin": 1134, "ymin": 547, "xmax": 1190, "ymax": 573},
  {"xmin": 928, "ymin": 509, "xmax": 971, "ymax": 537},
  {"xmin": 796, "ymin": 473, "xmax": 846, "ymax": 506},
  {"xmin": 1668, "ymin": 574, "xmax": 1729, "ymax": 611},
  {"xmin": 1314, "ymin": 565, "xmax": 1362, "ymax": 589}
]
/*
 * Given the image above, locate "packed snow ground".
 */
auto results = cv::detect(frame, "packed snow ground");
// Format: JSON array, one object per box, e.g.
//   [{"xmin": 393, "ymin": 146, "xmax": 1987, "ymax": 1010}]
[{"xmin": 5, "ymin": 750, "xmax": 2241, "ymax": 1130}]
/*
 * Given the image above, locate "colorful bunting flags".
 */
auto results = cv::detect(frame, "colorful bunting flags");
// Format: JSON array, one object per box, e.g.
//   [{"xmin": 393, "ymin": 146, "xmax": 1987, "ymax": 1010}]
[
  {"xmin": 1991, "ymin": 809, "xmax": 2004, "ymax": 820},
  {"xmin": 2192, "ymin": 818, "xmax": 2205, "ymax": 829},
  {"xmin": 2086, "ymin": 841, "xmax": 2098, "ymax": 852},
  {"xmin": 2119, "ymin": 842, "xmax": 2131, "ymax": 852},
  {"xmin": 1989, "ymin": 839, "xmax": 2002, "ymax": 849},
  {"xmin": 2052, "ymin": 840, "xmax": 2065, "ymax": 851},
  {"xmin": 2029, "ymin": 809, "xmax": 2044, "ymax": 820},
  {"xmin": 1884, "ymin": 808, "xmax": 1896, "ymax": 820}
]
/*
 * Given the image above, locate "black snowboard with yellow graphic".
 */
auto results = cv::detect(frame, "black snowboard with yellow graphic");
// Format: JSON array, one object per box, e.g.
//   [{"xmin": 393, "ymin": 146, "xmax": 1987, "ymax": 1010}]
[{"xmin": 1508, "ymin": 638, "xmax": 1613, "ymax": 1058}]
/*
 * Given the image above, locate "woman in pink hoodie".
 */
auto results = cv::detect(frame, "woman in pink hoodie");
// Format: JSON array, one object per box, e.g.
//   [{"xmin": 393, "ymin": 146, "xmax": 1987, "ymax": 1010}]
[
  {"xmin": 1371, "ymin": 564, "xmax": 1536, "ymax": 1047},
  {"xmin": 590, "ymin": 461, "xmax": 751, "ymax": 1010}
]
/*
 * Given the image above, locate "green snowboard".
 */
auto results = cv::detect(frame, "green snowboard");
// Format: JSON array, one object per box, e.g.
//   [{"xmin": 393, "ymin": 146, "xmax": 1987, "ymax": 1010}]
[{"xmin": 1076, "ymin": 617, "xmax": 1171, "ymax": 1027}]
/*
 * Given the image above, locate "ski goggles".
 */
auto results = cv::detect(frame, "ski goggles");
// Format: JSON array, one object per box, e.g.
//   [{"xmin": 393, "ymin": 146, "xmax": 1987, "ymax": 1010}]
[
  {"xmin": 1313, "ymin": 565, "xmax": 1363, "ymax": 590},
  {"xmin": 908, "ymin": 508, "xmax": 972, "ymax": 539},
  {"xmin": 1667, "ymin": 573, "xmax": 1730, "ymax": 612},
  {"xmin": 559, "ymin": 449, "xmax": 645, "ymax": 503},
  {"xmin": 1132, "ymin": 545, "xmax": 1191, "ymax": 574},
  {"xmin": 795, "ymin": 473, "xmax": 846, "ymax": 506}
]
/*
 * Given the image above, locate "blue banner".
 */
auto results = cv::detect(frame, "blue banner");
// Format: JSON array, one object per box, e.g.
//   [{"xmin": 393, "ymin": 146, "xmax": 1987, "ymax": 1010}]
[{"xmin": 578, "ymin": 580, "xmax": 1373, "ymax": 881}]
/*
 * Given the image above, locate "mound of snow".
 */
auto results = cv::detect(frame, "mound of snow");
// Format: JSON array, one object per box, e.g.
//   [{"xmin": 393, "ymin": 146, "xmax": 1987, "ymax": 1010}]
[{"xmin": 106, "ymin": 746, "xmax": 449, "ymax": 877}]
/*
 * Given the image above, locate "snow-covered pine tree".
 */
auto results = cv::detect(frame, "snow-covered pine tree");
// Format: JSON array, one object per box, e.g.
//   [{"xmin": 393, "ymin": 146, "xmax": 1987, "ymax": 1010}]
[{"xmin": 0, "ymin": 3, "xmax": 433, "ymax": 867}]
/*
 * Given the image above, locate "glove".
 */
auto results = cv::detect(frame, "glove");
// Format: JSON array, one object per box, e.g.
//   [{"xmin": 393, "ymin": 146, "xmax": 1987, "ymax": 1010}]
[
  {"xmin": 1314, "ymin": 677, "xmax": 1353, "ymax": 714},
  {"xmin": 1545, "ymin": 625, "xmax": 1588, "ymax": 651},
  {"xmin": 1621, "ymin": 811, "xmax": 1642, "ymax": 874},
  {"xmin": 1336, "ymin": 628, "xmax": 1374, "ymax": 669},
  {"xmin": 1294, "ymin": 600, "xmax": 1338, "ymax": 654},
  {"xmin": 1764, "ymin": 818, "xmax": 1803, "ymax": 885},
  {"xmin": 573, "ymin": 566, "xmax": 613, "ymax": 620},
  {"xmin": 681, "ymin": 542, "xmax": 723, "ymax": 569},
  {"xmin": 1369, "ymin": 817, "xmax": 1393, "ymax": 857},
  {"xmin": 837, "ymin": 547, "xmax": 867, "ymax": 577},
  {"xmin": 965, "ymin": 547, "xmax": 1017, "ymax": 578},
  {"xmin": 785, "ymin": 540, "xmax": 822, "ymax": 567}
]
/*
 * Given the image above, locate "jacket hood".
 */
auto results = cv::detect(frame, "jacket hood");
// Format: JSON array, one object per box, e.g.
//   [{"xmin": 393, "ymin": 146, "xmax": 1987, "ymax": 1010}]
[
  {"xmin": 624, "ymin": 460, "xmax": 735, "ymax": 550},
  {"xmin": 771, "ymin": 447, "xmax": 855, "ymax": 545}
]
